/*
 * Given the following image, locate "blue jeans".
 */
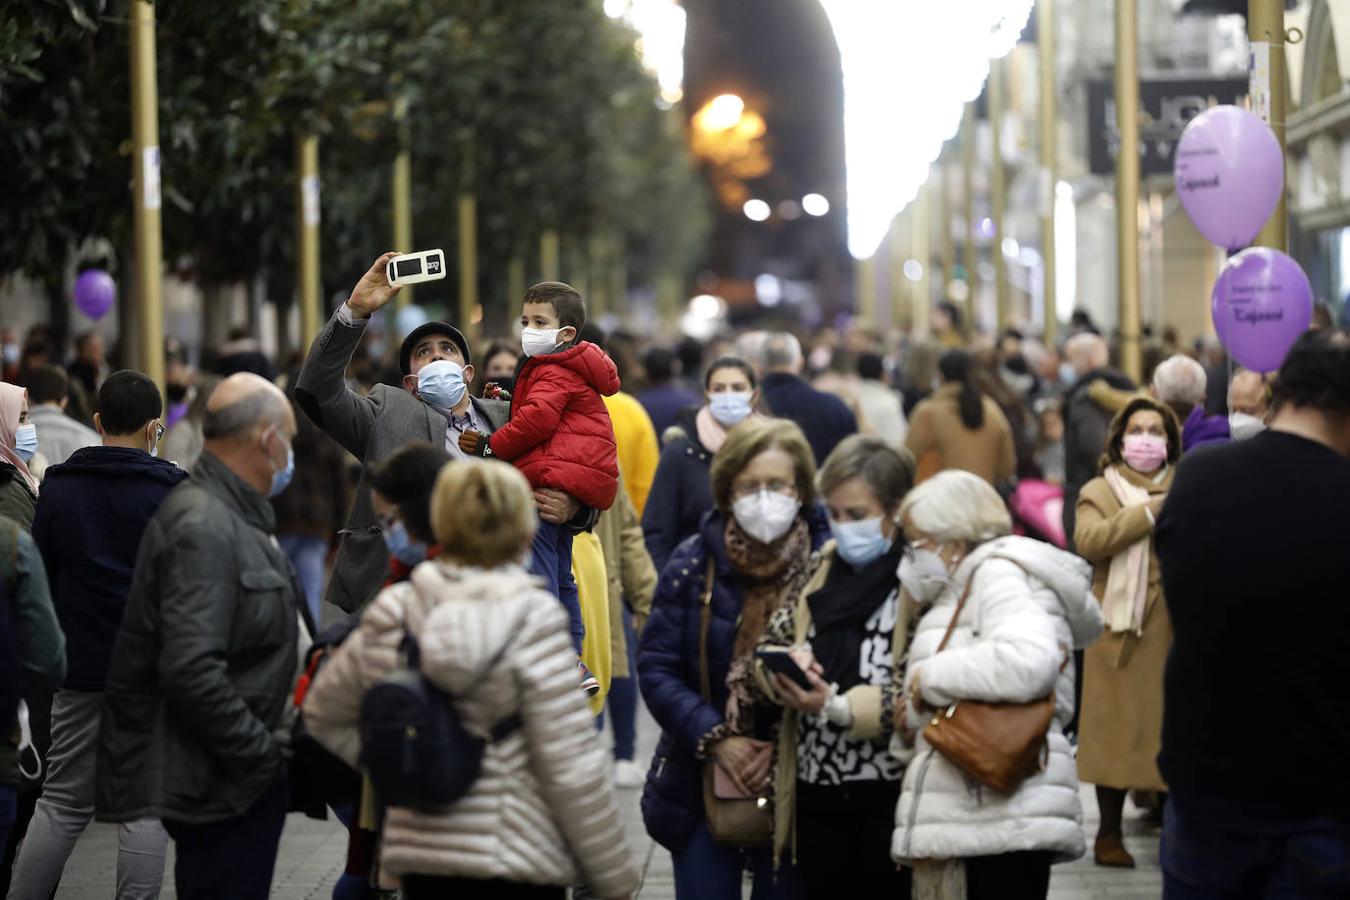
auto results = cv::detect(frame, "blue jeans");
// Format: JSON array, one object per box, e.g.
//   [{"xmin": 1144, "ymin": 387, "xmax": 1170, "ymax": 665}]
[
  {"xmin": 606, "ymin": 609, "xmax": 638, "ymax": 760},
  {"xmin": 671, "ymin": 819, "xmax": 804, "ymax": 900},
  {"xmin": 279, "ymin": 534, "xmax": 326, "ymax": 626},
  {"xmin": 530, "ymin": 520, "xmax": 583, "ymax": 654},
  {"xmin": 163, "ymin": 776, "xmax": 289, "ymax": 900},
  {"xmin": 1163, "ymin": 792, "xmax": 1350, "ymax": 899}
]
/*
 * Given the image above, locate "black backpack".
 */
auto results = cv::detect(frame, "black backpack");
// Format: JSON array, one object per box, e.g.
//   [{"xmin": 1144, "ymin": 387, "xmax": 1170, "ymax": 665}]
[{"xmin": 359, "ymin": 619, "xmax": 522, "ymax": 811}]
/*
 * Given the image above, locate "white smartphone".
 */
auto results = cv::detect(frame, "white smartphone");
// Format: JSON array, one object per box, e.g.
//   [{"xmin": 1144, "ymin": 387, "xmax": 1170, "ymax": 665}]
[{"xmin": 386, "ymin": 249, "xmax": 447, "ymax": 286}]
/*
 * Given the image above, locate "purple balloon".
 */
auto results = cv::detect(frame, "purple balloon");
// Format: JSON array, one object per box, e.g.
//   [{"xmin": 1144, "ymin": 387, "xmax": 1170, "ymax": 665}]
[
  {"xmin": 73, "ymin": 270, "xmax": 116, "ymax": 320},
  {"xmin": 1211, "ymin": 247, "xmax": 1313, "ymax": 373},
  {"xmin": 1174, "ymin": 106, "xmax": 1283, "ymax": 251}
]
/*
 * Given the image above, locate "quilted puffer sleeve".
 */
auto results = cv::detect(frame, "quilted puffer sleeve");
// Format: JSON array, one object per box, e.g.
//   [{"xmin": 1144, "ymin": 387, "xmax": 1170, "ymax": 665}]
[{"xmin": 515, "ymin": 592, "xmax": 640, "ymax": 897}]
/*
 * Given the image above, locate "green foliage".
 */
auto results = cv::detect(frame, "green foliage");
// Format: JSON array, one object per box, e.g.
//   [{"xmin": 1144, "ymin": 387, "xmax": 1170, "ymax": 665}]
[{"xmin": 0, "ymin": 0, "xmax": 709, "ymax": 321}]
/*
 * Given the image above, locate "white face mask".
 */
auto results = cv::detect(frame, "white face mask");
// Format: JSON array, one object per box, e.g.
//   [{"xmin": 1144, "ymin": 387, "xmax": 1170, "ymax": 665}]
[
  {"xmin": 897, "ymin": 546, "xmax": 951, "ymax": 604},
  {"xmin": 731, "ymin": 490, "xmax": 801, "ymax": 545},
  {"xmin": 1228, "ymin": 412, "xmax": 1266, "ymax": 441},
  {"xmin": 521, "ymin": 326, "xmax": 567, "ymax": 358}
]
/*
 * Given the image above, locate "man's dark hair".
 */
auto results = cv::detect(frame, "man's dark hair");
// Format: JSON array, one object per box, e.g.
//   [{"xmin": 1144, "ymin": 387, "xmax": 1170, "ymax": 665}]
[
  {"xmin": 856, "ymin": 352, "xmax": 885, "ymax": 381},
  {"xmin": 578, "ymin": 322, "xmax": 606, "ymax": 350},
  {"xmin": 677, "ymin": 337, "xmax": 704, "ymax": 378},
  {"xmin": 937, "ymin": 300, "xmax": 963, "ymax": 331},
  {"xmin": 1271, "ymin": 328, "xmax": 1350, "ymax": 416},
  {"xmin": 98, "ymin": 370, "xmax": 163, "ymax": 435},
  {"xmin": 523, "ymin": 282, "xmax": 586, "ymax": 331},
  {"xmin": 74, "ymin": 331, "xmax": 100, "ymax": 353},
  {"xmin": 644, "ymin": 347, "xmax": 677, "ymax": 383},
  {"xmin": 25, "ymin": 364, "xmax": 69, "ymax": 405},
  {"xmin": 368, "ymin": 442, "xmax": 451, "ymax": 545}
]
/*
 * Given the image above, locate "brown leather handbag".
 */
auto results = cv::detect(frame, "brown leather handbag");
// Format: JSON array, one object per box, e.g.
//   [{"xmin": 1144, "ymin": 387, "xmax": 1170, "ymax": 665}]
[
  {"xmin": 920, "ymin": 561, "xmax": 1056, "ymax": 794},
  {"xmin": 697, "ymin": 557, "xmax": 773, "ymax": 847}
]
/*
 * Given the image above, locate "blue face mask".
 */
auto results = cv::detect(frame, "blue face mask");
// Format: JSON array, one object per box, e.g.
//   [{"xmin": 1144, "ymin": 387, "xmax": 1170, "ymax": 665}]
[
  {"xmin": 383, "ymin": 519, "xmax": 428, "ymax": 566},
  {"xmin": 1058, "ymin": 362, "xmax": 1078, "ymax": 388},
  {"xmin": 417, "ymin": 359, "xmax": 467, "ymax": 410},
  {"xmin": 831, "ymin": 515, "xmax": 895, "ymax": 568},
  {"xmin": 13, "ymin": 423, "xmax": 37, "ymax": 463},
  {"xmin": 267, "ymin": 435, "xmax": 294, "ymax": 498},
  {"xmin": 709, "ymin": 391, "xmax": 753, "ymax": 427}
]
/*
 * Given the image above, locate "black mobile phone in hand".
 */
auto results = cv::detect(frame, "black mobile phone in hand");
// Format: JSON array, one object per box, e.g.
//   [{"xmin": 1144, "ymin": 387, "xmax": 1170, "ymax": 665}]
[{"xmin": 754, "ymin": 648, "xmax": 812, "ymax": 691}]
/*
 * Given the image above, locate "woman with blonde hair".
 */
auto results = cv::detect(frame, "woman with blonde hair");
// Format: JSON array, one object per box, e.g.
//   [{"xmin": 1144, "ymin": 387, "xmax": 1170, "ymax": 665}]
[
  {"xmin": 303, "ymin": 460, "xmax": 640, "ymax": 900},
  {"xmin": 1074, "ymin": 396, "xmax": 1181, "ymax": 869}
]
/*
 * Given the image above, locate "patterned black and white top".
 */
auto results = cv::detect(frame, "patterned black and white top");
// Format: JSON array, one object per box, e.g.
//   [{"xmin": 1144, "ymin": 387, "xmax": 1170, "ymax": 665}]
[{"xmin": 796, "ymin": 588, "xmax": 906, "ymax": 785}]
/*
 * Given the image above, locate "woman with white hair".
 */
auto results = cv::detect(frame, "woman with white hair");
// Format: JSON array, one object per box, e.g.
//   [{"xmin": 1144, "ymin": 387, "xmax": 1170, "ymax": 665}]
[{"xmin": 890, "ymin": 470, "xmax": 1104, "ymax": 899}]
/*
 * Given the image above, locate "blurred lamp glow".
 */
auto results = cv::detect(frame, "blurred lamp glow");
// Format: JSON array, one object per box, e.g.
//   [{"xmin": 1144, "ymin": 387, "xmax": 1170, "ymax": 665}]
[
  {"xmin": 778, "ymin": 200, "xmax": 802, "ymax": 220},
  {"xmin": 755, "ymin": 274, "xmax": 784, "ymax": 306},
  {"xmin": 1002, "ymin": 237, "xmax": 1020, "ymax": 258},
  {"xmin": 903, "ymin": 260, "xmax": 925, "ymax": 282},
  {"xmin": 820, "ymin": 0, "xmax": 1034, "ymax": 259},
  {"xmin": 802, "ymin": 193, "xmax": 830, "ymax": 216},
  {"xmin": 614, "ymin": 0, "xmax": 686, "ymax": 106},
  {"xmin": 1055, "ymin": 180, "xmax": 1077, "ymax": 321},
  {"xmin": 743, "ymin": 199, "xmax": 771, "ymax": 221},
  {"xmin": 689, "ymin": 293, "xmax": 725, "ymax": 319},
  {"xmin": 702, "ymin": 94, "xmax": 746, "ymax": 131},
  {"xmin": 603, "ymin": 0, "xmax": 628, "ymax": 17}
]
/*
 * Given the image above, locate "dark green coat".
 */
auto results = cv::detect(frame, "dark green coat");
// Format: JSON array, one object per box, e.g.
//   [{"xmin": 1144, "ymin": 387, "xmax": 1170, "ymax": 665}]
[
  {"xmin": 96, "ymin": 451, "xmax": 301, "ymax": 824},
  {"xmin": 0, "ymin": 461, "xmax": 37, "ymax": 532}
]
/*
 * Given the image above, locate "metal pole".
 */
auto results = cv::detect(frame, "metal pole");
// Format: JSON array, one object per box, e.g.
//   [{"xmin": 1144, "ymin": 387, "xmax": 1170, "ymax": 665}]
[
  {"xmin": 457, "ymin": 183, "xmax": 478, "ymax": 339},
  {"xmin": 990, "ymin": 57, "xmax": 1009, "ymax": 330},
  {"xmin": 392, "ymin": 97, "xmax": 413, "ymax": 309},
  {"xmin": 940, "ymin": 161, "xmax": 955, "ymax": 295},
  {"xmin": 1249, "ymin": 0, "xmax": 1287, "ymax": 250},
  {"xmin": 1115, "ymin": 0, "xmax": 1142, "ymax": 382},
  {"xmin": 295, "ymin": 134, "xmax": 321, "ymax": 350},
  {"xmin": 889, "ymin": 213, "xmax": 906, "ymax": 330},
  {"xmin": 1039, "ymin": 0, "xmax": 1058, "ymax": 344},
  {"xmin": 912, "ymin": 181, "xmax": 931, "ymax": 336},
  {"xmin": 540, "ymin": 230, "xmax": 560, "ymax": 281},
  {"xmin": 855, "ymin": 256, "xmax": 877, "ymax": 329},
  {"xmin": 962, "ymin": 103, "xmax": 977, "ymax": 336},
  {"xmin": 129, "ymin": 0, "xmax": 164, "ymax": 389}
]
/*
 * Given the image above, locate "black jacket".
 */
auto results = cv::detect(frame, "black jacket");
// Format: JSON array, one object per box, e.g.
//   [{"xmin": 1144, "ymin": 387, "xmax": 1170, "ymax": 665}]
[
  {"xmin": 32, "ymin": 447, "xmax": 187, "ymax": 691},
  {"xmin": 640, "ymin": 406, "xmax": 714, "ymax": 574},
  {"xmin": 760, "ymin": 372, "xmax": 858, "ymax": 465},
  {"xmin": 97, "ymin": 451, "xmax": 301, "ymax": 824}
]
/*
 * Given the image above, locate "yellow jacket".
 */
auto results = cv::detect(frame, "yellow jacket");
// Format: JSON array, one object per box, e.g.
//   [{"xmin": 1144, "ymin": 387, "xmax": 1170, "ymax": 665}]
[
  {"xmin": 573, "ymin": 530, "xmax": 612, "ymax": 715},
  {"xmin": 602, "ymin": 392, "xmax": 658, "ymax": 517}
]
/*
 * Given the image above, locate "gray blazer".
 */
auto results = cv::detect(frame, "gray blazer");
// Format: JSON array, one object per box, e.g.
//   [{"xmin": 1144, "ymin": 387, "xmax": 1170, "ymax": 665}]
[{"xmin": 295, "ymin": 310, "xmax": 509, "ymax": 612}]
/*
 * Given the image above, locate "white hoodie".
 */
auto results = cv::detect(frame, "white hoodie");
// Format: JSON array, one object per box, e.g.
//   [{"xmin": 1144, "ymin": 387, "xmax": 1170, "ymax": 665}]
[{"xmin": 891, "ymin": 536, "xmax": 1104, "ymax": 865}]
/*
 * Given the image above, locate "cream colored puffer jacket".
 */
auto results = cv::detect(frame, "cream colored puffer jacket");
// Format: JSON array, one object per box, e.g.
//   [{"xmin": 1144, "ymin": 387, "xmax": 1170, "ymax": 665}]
[
  {"xmin": 891, "ymin": 536, "xmax": 1104, "ymax": 866},
  {"xmin": 303, "ymin": 561, "xmax": 641, "ymax": 896}
]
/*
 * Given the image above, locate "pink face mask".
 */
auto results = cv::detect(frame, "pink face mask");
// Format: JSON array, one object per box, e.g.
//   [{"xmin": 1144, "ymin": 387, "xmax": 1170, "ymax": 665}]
[{"xmin": 1122, "ymin": 434, "xmax": 1168, "ymax": 473}]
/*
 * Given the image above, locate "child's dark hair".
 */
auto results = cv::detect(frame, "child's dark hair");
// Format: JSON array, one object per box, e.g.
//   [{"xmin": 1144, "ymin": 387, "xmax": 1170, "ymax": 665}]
[{"xmin": 523, "ymin": 282, "xmax": 587, "ymax": 331}]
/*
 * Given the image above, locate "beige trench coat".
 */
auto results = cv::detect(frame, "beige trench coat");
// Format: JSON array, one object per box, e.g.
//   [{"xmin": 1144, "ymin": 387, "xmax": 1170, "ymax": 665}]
[{"xmin": 1073, "ymin": 464, "xmax": 1173, "ymax": 792}]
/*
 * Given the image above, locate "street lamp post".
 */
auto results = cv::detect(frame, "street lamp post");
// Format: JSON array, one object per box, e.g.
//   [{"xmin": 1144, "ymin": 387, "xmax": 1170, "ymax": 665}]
[
  {"xmin": 392, "ymin": 97, "xmax": 413, "ymax": 309},
  {"xmin": 990, "ymin": 56, "xmax": 1009, "ymax": 331},
  {"xmin": 1249, "ymin": 0, "xmax": 1288, "ymax": 251},
  {"xmin": 295, "ymin": 134, "xmax": 321, "ymax": 349},
  {"xmin": 129, "ymin": 0, "xmax": 164, "ymax": 389},
  {"xmin": 1115, "ymin": 0, "xmax": 1142, "ymax": 383},
  {"xmin": 1039, "ymin": 0, "xmax": 1058, "ymax": 345}
]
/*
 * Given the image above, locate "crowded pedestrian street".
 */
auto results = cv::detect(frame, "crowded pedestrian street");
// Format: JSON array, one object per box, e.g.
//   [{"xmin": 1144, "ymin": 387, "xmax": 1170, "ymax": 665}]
[
  {"xmin": 5, "ymin": 1, "xmax": 1350, "ymax": 899},
  {"xmin": 54, "ymin": 710, "xmax": 1164, "ymax": 899}
]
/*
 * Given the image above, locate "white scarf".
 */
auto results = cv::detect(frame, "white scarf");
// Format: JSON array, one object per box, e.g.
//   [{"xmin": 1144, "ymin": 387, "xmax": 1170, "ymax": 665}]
[{"xmin": 1100, "ymin": 465, "xmax": 1152, "ymax": 635}]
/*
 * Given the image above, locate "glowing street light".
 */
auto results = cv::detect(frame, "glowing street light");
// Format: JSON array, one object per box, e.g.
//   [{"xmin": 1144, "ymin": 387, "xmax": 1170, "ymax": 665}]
[
  {"xmin": 802, "ymin": 193, "xmax": 830, "ymax": 216},
  {"xmin": 698, "ymin": 93, "xmax": 746, "ymax": 132},
  {"xmin": 743, "ymin": 198, "xmax": 771, "ymax": 222}
]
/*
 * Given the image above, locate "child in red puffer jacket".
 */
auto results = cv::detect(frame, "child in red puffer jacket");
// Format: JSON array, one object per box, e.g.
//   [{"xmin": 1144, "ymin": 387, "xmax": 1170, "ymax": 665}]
[{"xmin": 459, "ymin": 282, "xmax": 619, "ymax": 694}]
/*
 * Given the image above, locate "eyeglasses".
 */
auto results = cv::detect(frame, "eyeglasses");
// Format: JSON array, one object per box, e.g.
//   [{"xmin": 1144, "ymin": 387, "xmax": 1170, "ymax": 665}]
[{"xmin": 730, "ymin": 479, "xmax": 797, "ymax": 501}]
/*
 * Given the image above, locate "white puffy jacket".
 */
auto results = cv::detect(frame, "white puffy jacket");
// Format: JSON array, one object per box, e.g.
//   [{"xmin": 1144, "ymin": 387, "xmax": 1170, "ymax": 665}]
[
  {"xmin": 303, "ymin": 561, "xmax": 640, "ymax": 896},
  {"xmin": 891, "ymin": 536, "xmax": 1103, "ymax": 864}
]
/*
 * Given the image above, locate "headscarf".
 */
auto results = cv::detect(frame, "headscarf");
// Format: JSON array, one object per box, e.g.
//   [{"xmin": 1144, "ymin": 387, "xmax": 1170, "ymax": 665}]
[{"xmin": 0, "ymin": 382, "xmax": 39, "ymax": 493}]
